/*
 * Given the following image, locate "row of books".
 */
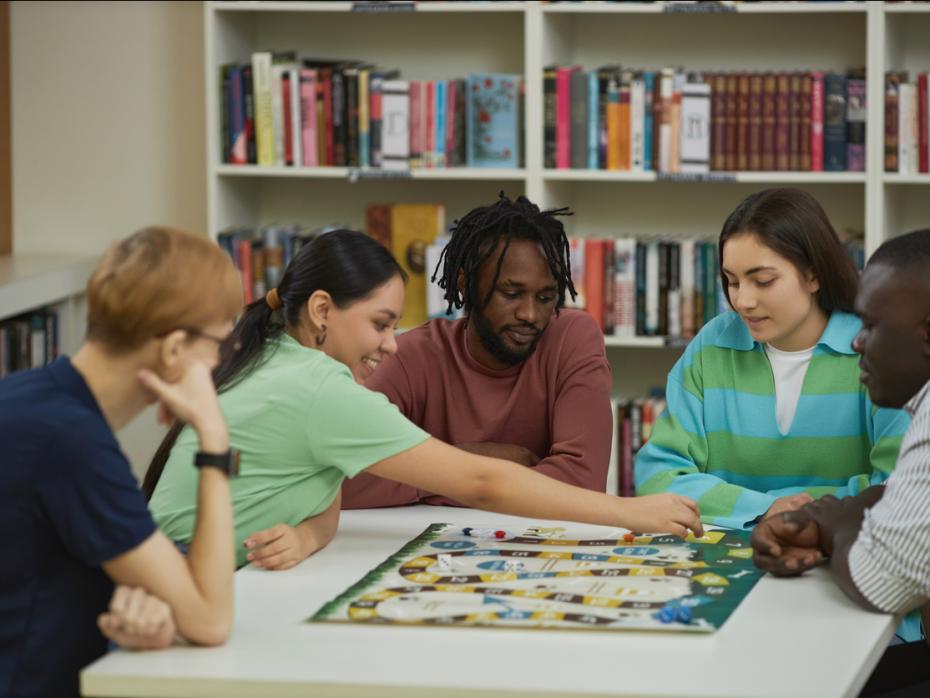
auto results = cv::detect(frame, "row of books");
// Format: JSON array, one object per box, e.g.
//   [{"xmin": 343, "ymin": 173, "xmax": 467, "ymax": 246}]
[
  {"xmin": 566, "ymin": 232, "xmax": 864, "ymax": 340},
  {"xmin": 885, "ymin": 71, "xmax": 930, "ymax": 174},
  {"xmin": 610, "ymin": 394, "xmax": 665, "ymax": 498},
  {"xmin": 221, "ymin": 52, "xmax": 523, "ymax": 170},
  {"xmin": 0, "ymin": 311, "xmax": 59, "ymax": 378},
  {"xmin": 218, "ymin": 203, "xmax": 450, "ymax": 327},
  {"xmin": 545, "ymin": 66, "xmax": 866, "ymax": 173},
  {"xmin": 566, "ymin": 238, "xmax": 727, "ymax": 340}
]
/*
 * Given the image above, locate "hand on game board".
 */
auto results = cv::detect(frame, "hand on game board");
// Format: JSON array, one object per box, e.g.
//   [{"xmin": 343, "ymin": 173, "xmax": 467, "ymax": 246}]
[
  {"xmin": 751, "ymin": 509, "xmax": 824, "ymax": 577},
  {"xmin": 621, "ymin": 493, "xmax": 704, "ymax": 538},
  {"xmin": 97, "ymin": 585, "xmax": 177, "ymax": 650},
  {"xmin": 764, "ymin": 493, "xmax": 814, "ymax": 519},
  {"xmin": 455, "ymin": 442, "xmax": 541, "ymax": 468}
]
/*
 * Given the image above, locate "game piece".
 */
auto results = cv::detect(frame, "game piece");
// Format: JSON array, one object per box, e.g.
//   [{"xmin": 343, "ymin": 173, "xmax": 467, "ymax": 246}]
[{"xmin": 312, "ymin": 523, "xmax": 763, "ymax": 632}]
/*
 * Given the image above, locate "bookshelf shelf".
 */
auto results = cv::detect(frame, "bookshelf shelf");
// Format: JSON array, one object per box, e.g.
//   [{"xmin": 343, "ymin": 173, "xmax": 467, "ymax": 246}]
[
  {"xmin": 542, "ymin": 170, "xmax": 867, "ymax": 184},
  {"xmin": 603, "ymin": 335, "xmax": 685, "ymax": 349},
  {"xmin": 211, "ymin": 1, "xmax": 527, "ymax": 13},
  {"xmin": 541, "ymin": 1, "xmax": 868, "ymax": 14},
  {"xmin": 0, "ymin": 254, "xmax": 95, "ymax": 320},
  {"xmin": 883, "ymin": 3, "xmax": 930, "ymax": 13},
  {"xmin": 215, "ymin": 165, "xmax": 527, "ymax": 181},
  {"xmin": 883, "ymin": 174, "xmax": 930, "ymax": 184}
]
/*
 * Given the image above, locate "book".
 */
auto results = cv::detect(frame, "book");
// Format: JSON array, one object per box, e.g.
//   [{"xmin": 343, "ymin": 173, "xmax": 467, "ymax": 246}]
[
  {"xmin": 380, "ymin": 80, "xmax": 410, "ymax": 171},
  {"xmin": 811, "ymin": 71, "xmax": 824, "ymax": 172},
  {"xmin": 466, "ymin": 73, "xmax": 520, "ymax": 168},
  {"xmin": 391, "ymin": 204, "xmax": 446, "ymax": 328},
  {"xmin": 845, "ymin": 71, "xmax": 866, "ymax": 172},
  {"xmin": 365, "ymin": 204, "xmax": 393, "ymax": 250},
  {"xmin": 823, "ymin": 72, "xmax": 848, "ymax": 172},
  {"xmin": 885, "ymin": 71, "xmax": 903, "ymax": 173},
  {"xmin": 680, "ymin": 78, "xmax": 711, "ymax": 174},
  {"xmin": 251, "ymin": 52, "xmax": 274, "ymax": 166},
  {"xmin": 299, "ymin": 69, "xmax": 319, "ymax": 166},
  {"xmin": 570, "ymin": 69, "xmax": 588, "ymax": 169}
]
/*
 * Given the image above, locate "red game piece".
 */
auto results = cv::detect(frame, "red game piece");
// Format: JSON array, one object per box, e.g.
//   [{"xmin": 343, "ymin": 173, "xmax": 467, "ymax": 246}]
[
  {"xmin": 494, "ymin": 530, "xmax": 506, "ymax": 539},
  {"xmin": 623, "ymin": 533, "xmax": 636, "ymax": 543}
]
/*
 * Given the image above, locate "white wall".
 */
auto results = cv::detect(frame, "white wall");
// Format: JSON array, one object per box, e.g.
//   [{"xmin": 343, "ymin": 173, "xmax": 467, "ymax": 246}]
[{"xmin": 11, "ymin": 0, "xmax": 207, "ymax": 474}]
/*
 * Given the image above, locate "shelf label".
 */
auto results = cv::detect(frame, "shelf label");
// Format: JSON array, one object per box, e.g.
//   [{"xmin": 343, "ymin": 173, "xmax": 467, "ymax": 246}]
[
  {"xmin": 662, "ymin": 2, "xmax": 737, "ymax": 13},
  {"xmin": 352, "ymin": 1, "xmax": 416, "ymax": 12},
  {"xmin": 655, "ymin": 172, "xmax": 738, "ymax": 183},
  {"xmin": 347, "ymin": 168, "xmax": 414, "ymax": 182}
]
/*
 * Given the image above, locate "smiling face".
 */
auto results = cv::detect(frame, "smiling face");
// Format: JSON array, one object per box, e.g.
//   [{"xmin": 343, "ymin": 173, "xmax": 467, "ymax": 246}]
[
  {"xmin": 721, "ymin": 233, "xmax": 828, "ymax": 352},
  {"xmin": 320, "ymin": 274, "xmax": 405, "ymax": 383},
  {"xmin": 852, "ymin": 263, "xmax": 930, "ymax": 408}
]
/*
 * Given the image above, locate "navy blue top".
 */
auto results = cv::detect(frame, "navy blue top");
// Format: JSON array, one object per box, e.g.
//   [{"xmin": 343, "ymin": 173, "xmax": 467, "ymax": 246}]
[{"xmin": 0, "ymin": 357, "xmax": 156, "ymax": 698}]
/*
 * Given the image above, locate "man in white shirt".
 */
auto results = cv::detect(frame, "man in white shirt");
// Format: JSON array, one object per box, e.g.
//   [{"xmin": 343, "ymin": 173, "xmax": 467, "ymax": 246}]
[{"xmin": 751, "ymin": 228, "xmax": 930, "ymax": 697}]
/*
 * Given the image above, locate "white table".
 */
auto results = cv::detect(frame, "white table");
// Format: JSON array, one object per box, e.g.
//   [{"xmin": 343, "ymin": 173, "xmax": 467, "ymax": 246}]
[{"xmin": 82, "ymin": 506, "xmax": 897, "ymax": 698}]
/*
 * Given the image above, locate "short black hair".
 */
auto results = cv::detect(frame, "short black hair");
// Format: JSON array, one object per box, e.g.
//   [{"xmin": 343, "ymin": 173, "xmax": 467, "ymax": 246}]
[
  {"xmin": 869, "ymin": 228, "xmax": 930, "ymax": 275},
  {"xmin": 432, "ymin": 192, "xmax": 577, "ymax": 316}
]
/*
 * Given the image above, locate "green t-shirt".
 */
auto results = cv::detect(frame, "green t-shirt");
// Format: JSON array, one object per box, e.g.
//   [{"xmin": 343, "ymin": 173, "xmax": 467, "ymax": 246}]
[{"xmin": 149, "ymin": 333, "xmax": 429, "ymax": 567}]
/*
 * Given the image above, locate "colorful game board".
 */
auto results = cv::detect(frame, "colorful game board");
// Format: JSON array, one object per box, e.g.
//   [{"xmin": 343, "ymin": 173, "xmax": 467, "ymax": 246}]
[{"xmin": 311, "ymin": 523, "xmax": 764, "ymax": 632}]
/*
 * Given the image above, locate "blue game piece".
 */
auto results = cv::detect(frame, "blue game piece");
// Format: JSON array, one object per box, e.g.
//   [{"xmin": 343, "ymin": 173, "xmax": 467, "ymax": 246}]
[
  {"xmin": 655, "ymin": 607, "xmax": 675, "ymax": 624},
  {"xmin": 675, "ymin": 607, "xmax": 693, "ymax": 624},
  {"xmin": 462, "ymin": 527, "xmax": 473, "ymax": 537}
]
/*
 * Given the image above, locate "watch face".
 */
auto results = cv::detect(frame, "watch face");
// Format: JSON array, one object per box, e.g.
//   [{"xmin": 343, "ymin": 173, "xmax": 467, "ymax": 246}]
[{"xmin": 229, "ymin": 450, "xmax": 241, "ymax": 477}]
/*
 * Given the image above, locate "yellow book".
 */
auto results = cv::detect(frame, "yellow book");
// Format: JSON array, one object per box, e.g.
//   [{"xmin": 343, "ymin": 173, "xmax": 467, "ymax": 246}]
[
  {"xmin": 251, "ymin": 52, "xmax": 274, "ymax": 166},
  {"xmin": 390, "ymin": 204, "xmax": 446, "ymax": 328}
]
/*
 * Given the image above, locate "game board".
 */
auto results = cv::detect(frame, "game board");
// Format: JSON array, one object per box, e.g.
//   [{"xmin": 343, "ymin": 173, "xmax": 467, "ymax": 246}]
[{"xmin": 311, "ymin": 523, "xmax": 764, "ymax": 632}]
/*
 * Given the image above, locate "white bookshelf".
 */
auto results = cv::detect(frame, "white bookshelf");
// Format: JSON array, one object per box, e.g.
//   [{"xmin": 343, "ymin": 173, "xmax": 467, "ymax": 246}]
[
  {"xmin": 205, "ymin": 0, "xmax": 930, "ymax": 395},
  {"xmin": 0, "ymin": 254, "xmax": 95, "ymax": 356}
]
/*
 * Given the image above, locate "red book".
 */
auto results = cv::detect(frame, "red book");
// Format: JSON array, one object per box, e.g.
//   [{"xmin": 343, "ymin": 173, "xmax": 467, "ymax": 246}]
[
  {"xmin": 556, "ymin": 66, "xmax": 576, "ymax": 169},
  {"xmin": 724, "ymin": 73, "xmax": 738, "ymax": 170},
  {"xmin": 775, "ymin": 72, "xmax": 790, "ymax": 171},
  {"xmin": 748, "ymin": 74, "xmax": 763, "ymax": 171},
  {"xmin": 736, "ymin": 73, "xmax": 750, "ymax": 171},
  {"xmin": 321, "ymin": 68, "xmax": 334, "ymax": 166},
  {"xmin": 425, "ymin": 80, "xmax": 435, "ymax": 168},
  {"xmin": 710, "ymin": 73, "xmax": 726, "ymax": 171},
  {"xmin": 282, "ymin": 72, "xmax": 294, "ymax": 166},
  {"xmin": 799, "ymin": 73, "xmax": 812, "ymax": 171},
  {"xmin": 762, "ymin": 72, "xmax": 776, "ymax": 170},
  {"xmin": 409, "ymin": 80, "xmax": 421, "ymax": 168},
  {"xmin": 811, "ymin": 71, "xmax": 824, "ymax": 171},
  {"xmin": 300, "ymin": 69, "xmax": 318, "ymax": 167},
  {"xmin": 237, "ymin": 239, "xmax": 253, "ymax": 304},
  {"xmin": 919, "ymin": 73, "xmax": 928, "ymax": 174},
  {"xmin": 584, "ymin": 238, "xmax": 606, "ymax": 334},
  {"xmin": 788, "ymin": 72, "xmax": 801, "ymax": 171}
]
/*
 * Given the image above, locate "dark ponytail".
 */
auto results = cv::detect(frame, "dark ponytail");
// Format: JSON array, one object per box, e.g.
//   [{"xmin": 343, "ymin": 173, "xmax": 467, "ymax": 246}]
[{"xmin": 142, "ymin": 229, "xmax": 405, "ymax": 500}]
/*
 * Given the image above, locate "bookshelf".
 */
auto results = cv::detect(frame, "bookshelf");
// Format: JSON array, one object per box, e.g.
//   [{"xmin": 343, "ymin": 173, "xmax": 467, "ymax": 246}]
[
  {"xmin": 204, "ymin": 1, "xmax": 930, "ymax": 397},
  {"xmin": 0, "ymin": 254, "xmax": 95, "ymax": 358}
]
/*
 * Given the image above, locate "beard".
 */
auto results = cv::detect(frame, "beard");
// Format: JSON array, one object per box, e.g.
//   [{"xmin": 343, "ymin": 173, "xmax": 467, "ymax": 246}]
[{"xmin": 471, "ymin": 306, "xmax": 543, "ymax": 366}]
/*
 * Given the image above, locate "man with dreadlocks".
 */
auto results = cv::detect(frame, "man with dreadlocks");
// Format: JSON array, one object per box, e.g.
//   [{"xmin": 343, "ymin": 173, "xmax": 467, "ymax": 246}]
[{"xmin": 342, "ymin": 194, "xmax": 612, "ymax": 509}]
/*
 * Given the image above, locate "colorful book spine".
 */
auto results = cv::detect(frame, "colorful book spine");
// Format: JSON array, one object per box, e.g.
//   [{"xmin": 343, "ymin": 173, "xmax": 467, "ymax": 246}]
[
  {"xmin": 811, "ymin": 71, "xmax": 824, "ymax": 172},
  {"xmin": 434, "ymin": 79, "xmax": 446, "ymax": 168},
  {"xmin": 588, "ymin": 70, "xmax": 599, "ymax": 170},
  {"xmin": 845, "ymin": 74, "xmax": 866, "ymax": 172},
  {"xmin": 299, "ymin": 69, "xmax": 318, "ymax": 167},
  {"xmin": 252, "ymin": 52, "xmax": 274, "ymax": 166},
  {"xmin": 823, "ymin": 72, "xmax": 847, "ymax": 172},
  {"xmin": 556, "ymin": 66, "xmax": 573, "ymax": 169},
  {"xmin": 359, "ymin": 69, "xmax": 371, "ymax": 168},
  {"xmin": 643, "ymin": 71, "xmax": 655, "ymax": 172}
]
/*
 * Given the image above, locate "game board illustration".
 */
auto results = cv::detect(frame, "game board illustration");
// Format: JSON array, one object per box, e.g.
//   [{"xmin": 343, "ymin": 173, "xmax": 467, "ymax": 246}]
[{"xmin": 311, "ymin": 523, "xmax": 764, "ymax": 632}]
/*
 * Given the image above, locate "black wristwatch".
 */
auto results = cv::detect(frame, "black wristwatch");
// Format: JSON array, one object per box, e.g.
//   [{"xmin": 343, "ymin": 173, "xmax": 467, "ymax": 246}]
[{"xmin": 194, "ymin": 449, "xmax": 240, "ymax": 477}]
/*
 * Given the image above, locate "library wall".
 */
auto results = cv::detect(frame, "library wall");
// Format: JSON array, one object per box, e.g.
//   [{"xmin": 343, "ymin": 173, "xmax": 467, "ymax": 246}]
[
  {"xmin": 10, "ymin": 0, "xmax": 207, "ymax": 254},
  {"xmin": 10, "ymin": 0, "xmax": 208, "ymax": 475}
]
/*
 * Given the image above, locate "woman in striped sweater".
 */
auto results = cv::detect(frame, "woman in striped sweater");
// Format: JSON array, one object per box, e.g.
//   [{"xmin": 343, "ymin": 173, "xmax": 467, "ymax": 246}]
[{"xmin": 634, "ymin": 188, "xmax": 910, "ymax": 531}]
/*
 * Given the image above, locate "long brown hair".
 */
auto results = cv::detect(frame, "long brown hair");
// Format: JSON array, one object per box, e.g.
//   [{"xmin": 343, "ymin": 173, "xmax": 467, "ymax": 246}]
[{"xmin": 718, "ymin": 188, "xmax": 858, "ymax": 313}]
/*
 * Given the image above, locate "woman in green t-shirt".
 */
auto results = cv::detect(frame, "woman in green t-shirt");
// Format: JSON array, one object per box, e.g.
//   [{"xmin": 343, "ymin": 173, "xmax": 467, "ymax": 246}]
[{"xmin": 145, "ymin": 230, "xmax": 702, "ymax": 570}]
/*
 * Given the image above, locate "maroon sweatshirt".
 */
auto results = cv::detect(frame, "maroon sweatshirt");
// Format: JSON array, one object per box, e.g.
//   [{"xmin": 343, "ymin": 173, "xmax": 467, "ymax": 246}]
[{"xmin": 342, "ymin": 309, "xmax": 612, "ymax": 508}]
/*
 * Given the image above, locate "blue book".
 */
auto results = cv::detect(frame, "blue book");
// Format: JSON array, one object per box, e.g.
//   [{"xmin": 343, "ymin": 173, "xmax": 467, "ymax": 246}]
[
  {"xmin": 824, "ymin": 73, "xmax": 848, "ymax": 172},
  {"xmin": 435, "ymin": 80, "xmax": 446, "ymax": 167},
  {"xmin": 466, "ymin": 73, "xmax": 519, "ymax": 168},
  {"xmin": 587, "ymin": 71, "xmax": 599, "ymax": 169},
  {"xmin": 643, "ymin": 71, "xmax": 655, "ymax": 172}
]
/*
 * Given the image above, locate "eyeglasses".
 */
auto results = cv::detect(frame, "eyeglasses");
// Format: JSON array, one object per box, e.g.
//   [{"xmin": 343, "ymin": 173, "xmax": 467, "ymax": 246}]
[{"xmin": 158, "ymin": 327, "xmax": 242, "ymax": 357}]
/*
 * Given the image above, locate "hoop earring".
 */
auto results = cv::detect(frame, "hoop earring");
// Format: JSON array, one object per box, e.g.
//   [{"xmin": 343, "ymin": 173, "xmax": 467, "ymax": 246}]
[{"xmin": 315, "ymin": 325, "xmax": 327, "ymax": 347}]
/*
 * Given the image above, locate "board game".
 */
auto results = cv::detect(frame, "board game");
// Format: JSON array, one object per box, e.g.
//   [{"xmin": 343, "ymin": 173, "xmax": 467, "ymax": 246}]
[{"xmin": 311, "ymin": 523, "xmax": 764, "ymax": 632}]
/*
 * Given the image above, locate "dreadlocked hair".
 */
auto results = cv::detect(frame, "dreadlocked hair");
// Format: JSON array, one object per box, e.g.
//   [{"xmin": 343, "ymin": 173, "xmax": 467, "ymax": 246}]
[{"xmin": 432, "ymin": 192, "xmax": 577, "ymax": 316}]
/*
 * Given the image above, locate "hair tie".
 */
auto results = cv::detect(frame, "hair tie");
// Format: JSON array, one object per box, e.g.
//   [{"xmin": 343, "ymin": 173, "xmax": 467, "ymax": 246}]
[{"xmin": 265, "ymin": 287, "xmax": 282, "ymax": 310}]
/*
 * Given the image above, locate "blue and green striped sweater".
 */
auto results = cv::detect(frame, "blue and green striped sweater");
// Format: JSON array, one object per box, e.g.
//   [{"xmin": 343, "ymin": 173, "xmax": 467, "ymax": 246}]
[{"xmin": 634, "ymin": 311, "xmax": 911, "ymax": 530}]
